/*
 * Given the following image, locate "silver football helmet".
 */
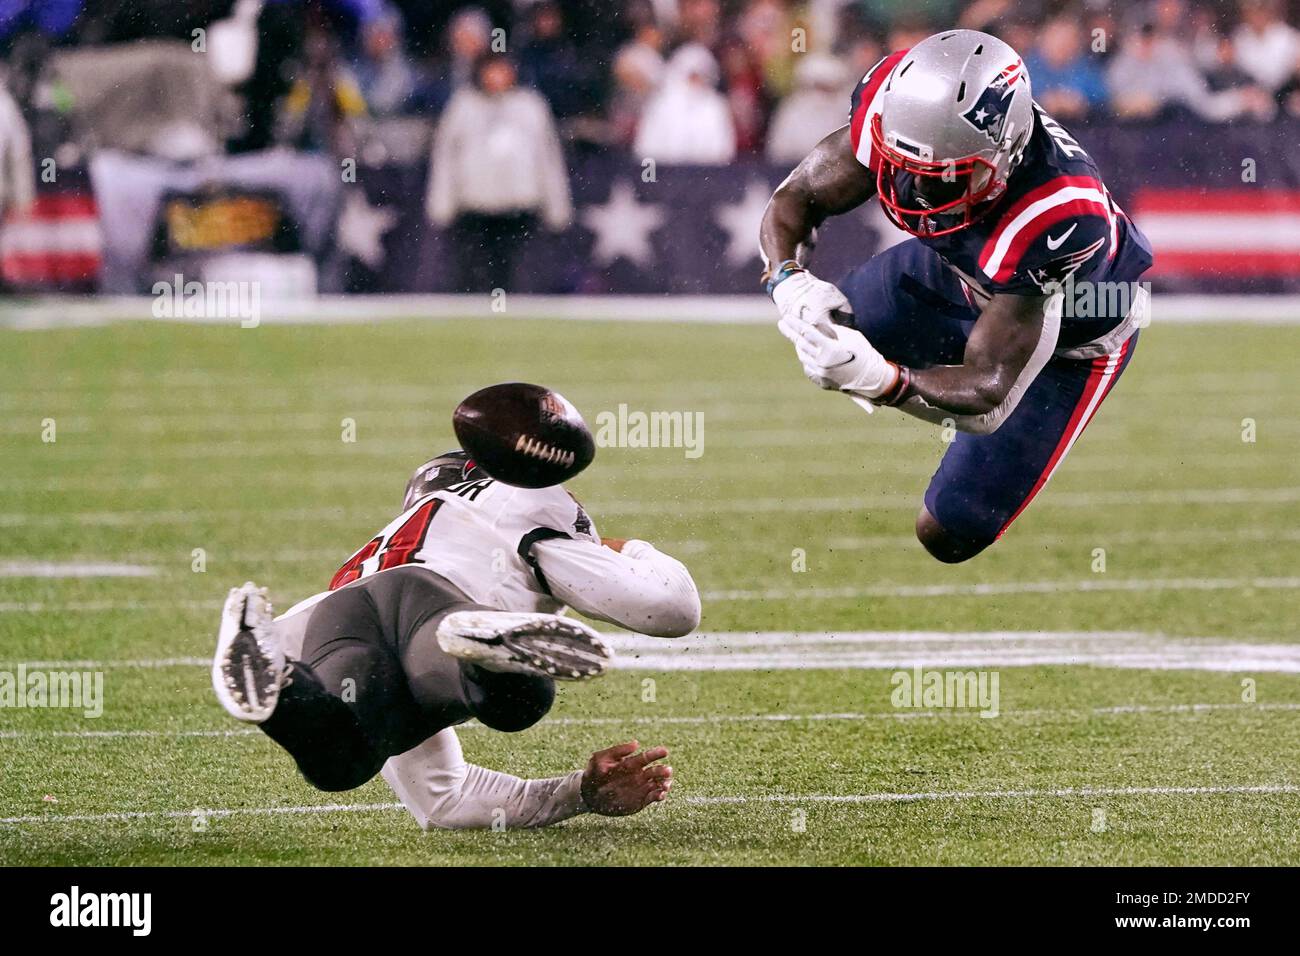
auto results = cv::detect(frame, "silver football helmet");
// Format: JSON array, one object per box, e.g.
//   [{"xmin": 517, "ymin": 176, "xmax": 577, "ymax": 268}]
[{"xmin": 870, "ymin": 29, "xmax": 1034, "ymax": 236}]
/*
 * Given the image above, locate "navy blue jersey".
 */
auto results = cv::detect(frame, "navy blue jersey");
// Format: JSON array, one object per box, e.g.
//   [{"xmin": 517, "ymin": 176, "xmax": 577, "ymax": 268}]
[{"xmin": 849, "ymin": 53, "xmax": 1154, "ymax": 347}]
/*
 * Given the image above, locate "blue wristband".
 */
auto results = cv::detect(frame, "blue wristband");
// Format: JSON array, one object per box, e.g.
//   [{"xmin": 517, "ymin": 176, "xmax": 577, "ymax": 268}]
[{"xmin": 764, "ymin": 259, "xmax": 805, "ymax": 298}]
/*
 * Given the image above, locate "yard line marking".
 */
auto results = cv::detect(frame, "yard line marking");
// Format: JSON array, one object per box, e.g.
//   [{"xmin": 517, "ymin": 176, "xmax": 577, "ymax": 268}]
[
  {"xmin": 604, "ymin": 629, "xmax": 1300, "ymax": 672},
  {"xmin": 0, "ymin": 509, "xmax": 374, "ymax": 529},
  {"xmin": 1, "ymin": 377, "xmax": 1290, "ymax": 407},
  {"xmin": 7, "ymin": 630, "xmax": 1300, "ymax": 672},
  {"xmin": 598, "ymin": 487, "xmax": 1300, "ymax": 514},
  {"xmin": 0, "ymin": 451, "xmax": 1287, "ymax": 494},
  {"xmin": 5, "ymin": 702, "xmax": 1299, "ymax": 741},
  {"xmin": 0, "ymin": 803, "xmax": 406, "ymax": 826},
  {"xmin": 18, "ymin": 429, "xmax": 1285, "ymax": 461},
  {"xmin": 4, "ymin": 784, "xmax": 1296, "ymax": 826},
  {"xmin": 3, "ymin": 292, "xmax": 1298, "ymax": 327},
  {"xmin": 682, "ymin": 785, "xmax": 1300, "ymax": 806},
  {"xmin": 3, "ymin": 487, "xmax": 1298, "ymax": 527},
  {"xmin": 10, "ymin": 577, "xmax": 1300, "ymax": 615},
  {"xmin": 0, "ymin": 524, "xmax": 1288, "ymax": 572},
  {"xmin": 702, "ymin": 577, "xmax": 1300, "ymax": 602},
  {"xmin": 0, "ymin": 548, "xmax": 353, "ymax": 567},
  {"xmin": 2, "ymin": 396, "xmax": 1292, "ymax": 438},
  {"xmin": 0, "ymin": 561, "xmax": 156, "ymax": 579},
  {"xmin": 826, "ymin": 526, "xmax": 1300, "ymax": 550},
  {"xmin": 0, "ymin": 656, "xmax": 212, "ymax": 668},
  {"xmin": 0, "ymin": 728, "xmax": 261, "ymax": 739},
  {"xmin": 0, "ymin": 601, "xmax": 222, "ymax": 613}
]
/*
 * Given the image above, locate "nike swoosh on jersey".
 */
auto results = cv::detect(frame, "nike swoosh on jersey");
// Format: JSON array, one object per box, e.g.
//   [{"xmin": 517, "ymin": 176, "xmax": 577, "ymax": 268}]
[{"xmin": 1045, "ymin": 223, "xmax": 1078, "ymax": 250}]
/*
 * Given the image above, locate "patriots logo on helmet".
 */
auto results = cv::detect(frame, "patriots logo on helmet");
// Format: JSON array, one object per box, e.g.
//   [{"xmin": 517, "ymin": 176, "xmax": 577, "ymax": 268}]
[{"xmin": 961, "ymin": 61, "xmax": 1024, "ymax": 143}]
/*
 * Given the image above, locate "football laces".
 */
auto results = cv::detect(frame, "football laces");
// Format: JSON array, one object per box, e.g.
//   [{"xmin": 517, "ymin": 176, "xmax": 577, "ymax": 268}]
[{"xmin": 514, "ymin": 434, "xmax": 576, "ymax": 468}]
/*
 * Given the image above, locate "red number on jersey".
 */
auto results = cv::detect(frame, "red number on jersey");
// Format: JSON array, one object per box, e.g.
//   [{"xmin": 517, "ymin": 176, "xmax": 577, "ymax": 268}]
[
  {"xmin": 329, "ymin": 536, "xmax": 382, "ymax": 590},
  {"xmin": 328, "ymin": 498, "xmax": 445, "ymax": 590},
  {"xmin": 377, "ymin": 498, "xmax": 443, "ymax": 571}
]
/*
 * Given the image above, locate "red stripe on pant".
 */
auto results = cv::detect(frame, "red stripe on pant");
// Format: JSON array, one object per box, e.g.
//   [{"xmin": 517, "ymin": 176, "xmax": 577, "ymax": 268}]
[{"xmin": 994, "ymin": 337, "xmax": 1131, "ymax": 539}]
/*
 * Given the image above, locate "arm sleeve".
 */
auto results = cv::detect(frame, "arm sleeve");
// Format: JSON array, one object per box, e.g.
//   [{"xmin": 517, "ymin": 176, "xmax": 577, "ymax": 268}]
[
  {"xmin": 887, "ymin": 291, "xmax": 1062, "ymax": 436},
  {"xmin": 983, "ymin": 209, "xmax": 1115, "ymax": 293},
  {"xmin": 381, "ymin": 728, "xmax": 587, "ymax": 830},
  {"xmin": 531, "ymin": 537, "xmax": 702, "ymax": 637}
]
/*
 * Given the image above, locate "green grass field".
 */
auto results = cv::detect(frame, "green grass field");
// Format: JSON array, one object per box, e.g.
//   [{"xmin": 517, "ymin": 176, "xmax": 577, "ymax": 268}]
[{"xmin": 2, "ymin": 314, "xmax": 1298, "ymax": 865}]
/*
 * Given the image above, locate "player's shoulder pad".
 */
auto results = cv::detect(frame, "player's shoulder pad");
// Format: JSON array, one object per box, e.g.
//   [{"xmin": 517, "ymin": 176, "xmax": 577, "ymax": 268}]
[
  {"xmin": 978, "ymin": 176, "xmax": 1118, "ymax": 291},
  {"xmin": 848, "ymin": 49, "xmax": 908, "ymax": 166},
  {"xmin": 513, "ymin": 484, "xmax": 598, "ymax": 543}
]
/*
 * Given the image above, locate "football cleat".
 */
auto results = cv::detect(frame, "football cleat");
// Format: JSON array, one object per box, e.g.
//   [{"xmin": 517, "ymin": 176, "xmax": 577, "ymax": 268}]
[
  {"xmin": 436, "ymin": 610, "xmax": 611, "ymax": 681},
  {"xmin": 211, "ymin": 582, "xmax": 287, "ymax": 723}
]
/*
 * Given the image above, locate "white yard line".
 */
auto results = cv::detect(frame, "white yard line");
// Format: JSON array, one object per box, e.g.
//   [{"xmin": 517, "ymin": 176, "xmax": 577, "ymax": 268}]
[
  {"xmin": 0, "ymin": 561, "xmax": 156, "ymax": 579},
  {"xmin": 0, "ymin": 524, "xmax": 1287, "ymax": 573},
  {"xmin": 604, "ymin": 628, "xmax": 1300, "ymax": 671},
  {"xmin": 3, "ymin": 784, "xmax": 1296, "ymax": 826},
  {"xmin": 0, "ymin": 509, "xmax": 372, "ymax": 528},
  {"xmin": 0, "ymin": 655, "xmax": 212, "ymax": 668},
  {"xmin": 1, "ymin": 486, "xmax": 1296, "ymax": 528},
  {"xmin": 6, "ymin": 578, "xmax": 1299, "ymax": 616},
  {"xmin": 0, "ymin": 452, "xmax": 1287, "ymax": 495},
  {"xmin": 702, "ymin": 576, "xmax": 1300, "ymax": 603},
  {"xmin": 0, "ymin": 601, "xmax": 222, "ymax": 613},
  {"xmin": 5, "ymin": 702, "xmax": 1299, "ymax": 741},
  {"xmin": 826, "ymin": 526, "xmax": 1300, "ymax": 550},
  {"xmin": 0, "ymin": 803, "xmax": 406, "ymax": 825},
  {"xmin": 682, "ymin": 785, "xmax": 1300, "ymax": 806},
  {"xmin": 3, "ymin": 373, "xmax": 1293, "ymax": 402},
  {"xmin": 0, "ymin": 394, "xmax": 1292, "ymax": 437},
  {"xmin": 4, "ymin": 293, "xmax": 1299, "ymax": 327},
  {"xmin": 0, "ymin": 728, "xmax": 262, "ymax": 739},
  {"xmin": 598, "ymin": 487, "xmax": 1300, "ymax": 514},
  {"xmin": 9, "ymin": 425, "xmax": 1286, "ymax": 460},
  {"xmin": 5, "ymin": 630, "xmax": 1300, "ymax": 672}
]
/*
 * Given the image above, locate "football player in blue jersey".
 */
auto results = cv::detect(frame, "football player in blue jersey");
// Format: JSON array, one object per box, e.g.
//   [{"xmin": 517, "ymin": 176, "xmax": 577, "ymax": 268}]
[{"xmin": 760, "ymin": 29, "xmax": 1154, "ymax": 563}]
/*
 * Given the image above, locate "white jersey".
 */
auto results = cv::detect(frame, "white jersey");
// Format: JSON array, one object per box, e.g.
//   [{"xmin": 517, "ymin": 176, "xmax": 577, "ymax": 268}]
[
  {"xmin": 271, "ymin": 469, "xmax": 700, "ymax": 832},
  {"xmin": 328, "ymin": 476, "xmax": 597, "ymax": 614}
]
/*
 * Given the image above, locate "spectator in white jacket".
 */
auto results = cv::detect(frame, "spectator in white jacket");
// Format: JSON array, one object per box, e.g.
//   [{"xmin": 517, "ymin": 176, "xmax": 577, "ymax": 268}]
[
  {"xmin": 634, "ymin": 43, "xmax": 736, "ymax": 165},
  {"xmin": 1105, "ymin": 22, "xmax": 1274, "ymax": 122},
  {"xmin": 766, "ymin": 53, "xmax": 851, "ymax": 165},
  {"xmin": 0, "ymin": 79, "xmax": 33, "ymax": 221},
  {"xmin": 0, "ymin": 78, "xmax": 34, "ymax": 290},
  {"xmin": 426, "ymin": 53, "xmax": 573, "ymax": 293},
  {"xmin": 1232, "ymin": 0, "xmax": 1300, "ymax": 93}
]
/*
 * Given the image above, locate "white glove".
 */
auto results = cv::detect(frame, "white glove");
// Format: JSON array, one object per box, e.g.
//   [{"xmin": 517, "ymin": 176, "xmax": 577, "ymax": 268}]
[
  {"xmin": 771, "ymin": 269, "xmax": 851, "ymax": 338},
  {"xmin": 785, "ymin": 318, "xmax": 899, "ymax": 399}
]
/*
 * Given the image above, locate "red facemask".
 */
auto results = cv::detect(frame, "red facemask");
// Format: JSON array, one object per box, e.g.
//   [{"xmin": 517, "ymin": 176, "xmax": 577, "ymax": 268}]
[{"xmin": 870, "ymin": 113, "xmax": 1001, "ymax": 238}]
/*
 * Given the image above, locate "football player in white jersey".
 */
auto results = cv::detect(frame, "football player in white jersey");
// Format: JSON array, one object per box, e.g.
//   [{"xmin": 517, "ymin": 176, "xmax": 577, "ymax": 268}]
[{"xmin": 211, "ymin": 449, "xmax": 701, "ymax": 830}]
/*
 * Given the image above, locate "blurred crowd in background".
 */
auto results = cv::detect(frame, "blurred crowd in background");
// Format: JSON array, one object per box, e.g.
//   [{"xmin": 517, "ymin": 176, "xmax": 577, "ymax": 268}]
[
  {"xmin": 2, "ymin": 0, "xmax": 1298, "ymax": 165},
  {"xmin": 0, "ymin": 0, "xmax": 1297, "ymax": 294}
]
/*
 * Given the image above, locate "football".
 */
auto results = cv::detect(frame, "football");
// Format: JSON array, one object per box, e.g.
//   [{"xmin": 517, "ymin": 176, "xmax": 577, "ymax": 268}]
[{"xmin": 452, "ymin": 382, "xmax": 596, "ymax": 488}]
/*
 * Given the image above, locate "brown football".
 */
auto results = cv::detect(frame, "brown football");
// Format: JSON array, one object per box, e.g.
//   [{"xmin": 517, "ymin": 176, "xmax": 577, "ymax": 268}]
[{"xmin": 452, "ymin": 383, "xmax": 596, "ymax": 488}]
